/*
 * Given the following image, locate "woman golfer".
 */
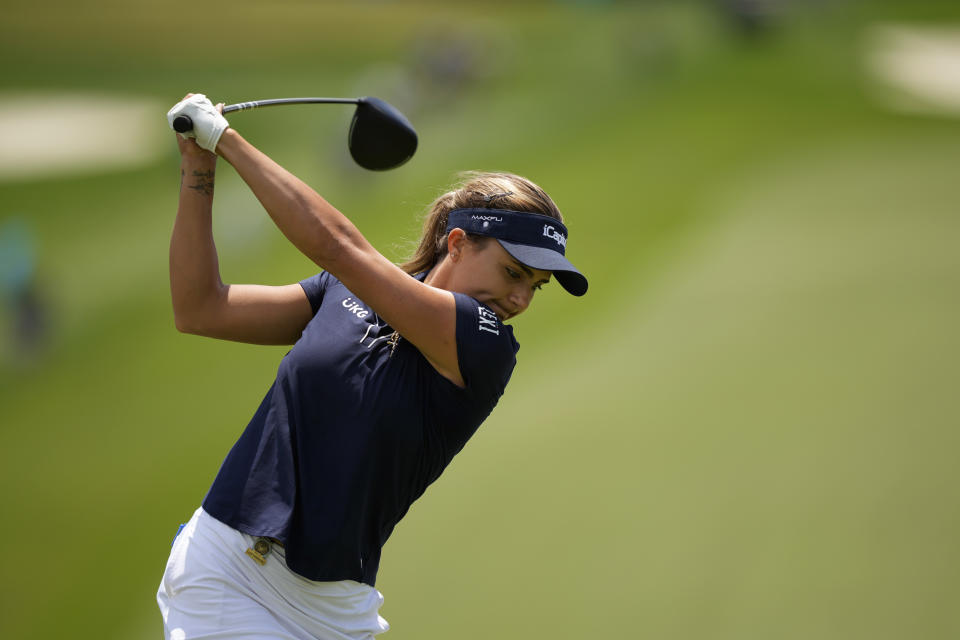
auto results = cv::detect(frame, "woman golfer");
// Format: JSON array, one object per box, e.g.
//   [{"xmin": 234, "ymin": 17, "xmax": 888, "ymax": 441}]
[{"xmin": 159, "ymin": 94, "xmax": 588, "ymax": 639}]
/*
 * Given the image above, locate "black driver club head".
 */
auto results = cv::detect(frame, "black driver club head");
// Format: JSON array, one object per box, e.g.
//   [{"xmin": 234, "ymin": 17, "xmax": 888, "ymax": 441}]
[{"xmin": 348, "ymin": 97, "xmax": 418, "ymax": 171}]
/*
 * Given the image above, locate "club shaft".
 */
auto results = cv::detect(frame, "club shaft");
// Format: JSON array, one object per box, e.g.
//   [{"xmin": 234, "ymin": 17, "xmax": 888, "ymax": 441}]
[
  {"xmin": 223, "ymin": 97, "xmax": 361, "ymax": 114},
  {"xmin": 173, "ymin": 97, "xmax": 363, "ymax": 132}
]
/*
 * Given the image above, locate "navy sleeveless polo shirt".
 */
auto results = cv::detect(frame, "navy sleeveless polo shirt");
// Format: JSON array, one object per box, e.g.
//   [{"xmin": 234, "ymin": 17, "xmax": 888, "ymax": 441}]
[{"xmin": 201, "ymin": 271, "xmax": 518, "ymax": 586}]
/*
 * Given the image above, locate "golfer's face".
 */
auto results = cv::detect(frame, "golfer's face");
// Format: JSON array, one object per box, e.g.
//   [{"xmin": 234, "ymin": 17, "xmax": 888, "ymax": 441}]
[{"xmin": 455, "ymin": 239, "xmax": 552, "ymax": 322}]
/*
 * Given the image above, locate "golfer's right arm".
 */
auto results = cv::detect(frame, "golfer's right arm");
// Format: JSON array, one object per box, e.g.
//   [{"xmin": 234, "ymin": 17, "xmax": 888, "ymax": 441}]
[{"xmin": 169, "ymin": 137, "xmax": 313, "ymax": 345}]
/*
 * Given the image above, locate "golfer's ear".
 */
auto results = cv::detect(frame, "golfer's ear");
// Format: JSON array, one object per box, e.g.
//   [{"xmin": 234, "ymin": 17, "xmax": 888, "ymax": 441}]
[{"xmin": 447, "ymin": 228, "xmax": 467, "ymax": 260}]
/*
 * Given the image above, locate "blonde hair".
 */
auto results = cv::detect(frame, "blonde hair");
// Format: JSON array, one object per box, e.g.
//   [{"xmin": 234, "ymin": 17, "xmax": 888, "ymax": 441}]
[{"xmin": 400, "ymin": 171, "xmax": 563, "ymax": 275}]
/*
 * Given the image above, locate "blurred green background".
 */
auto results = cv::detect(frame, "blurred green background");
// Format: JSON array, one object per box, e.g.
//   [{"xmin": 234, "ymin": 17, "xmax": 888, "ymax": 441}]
[{"xmin": 2, "ymin": 1, "xmax": 959, "ymax": 638}]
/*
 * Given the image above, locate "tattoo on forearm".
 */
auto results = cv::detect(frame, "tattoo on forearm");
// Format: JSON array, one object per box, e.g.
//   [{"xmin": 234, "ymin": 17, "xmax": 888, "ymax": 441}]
[{"xmin": 183, "ymin": 169, "xmax": 215, "ymax": 196}]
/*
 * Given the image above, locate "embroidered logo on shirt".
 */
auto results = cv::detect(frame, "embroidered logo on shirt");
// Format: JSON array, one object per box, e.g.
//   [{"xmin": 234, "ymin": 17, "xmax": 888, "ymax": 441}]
[
  {"xmin": 477, "ymin": 306, "xmax": 499, "ymax": 335},
  {"xmin": 342, "ymin": 297, "xmax": 370, "ymax": 319}
]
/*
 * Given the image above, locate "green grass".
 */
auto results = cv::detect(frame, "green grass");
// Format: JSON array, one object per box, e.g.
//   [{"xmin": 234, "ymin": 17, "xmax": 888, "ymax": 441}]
[
  {"xmin": 1, "ymin": 1, "xmax": 959, "ymax": 638},
  {"xmin": 377, "ymin": 128, "xmax": 960, "ymax": 639}
]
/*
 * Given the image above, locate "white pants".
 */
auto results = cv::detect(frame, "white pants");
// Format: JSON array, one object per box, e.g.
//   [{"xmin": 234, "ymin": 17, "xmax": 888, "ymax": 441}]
[{"xmin": 157, "ymin": 508, "xmax": 390, "ymax": 640}]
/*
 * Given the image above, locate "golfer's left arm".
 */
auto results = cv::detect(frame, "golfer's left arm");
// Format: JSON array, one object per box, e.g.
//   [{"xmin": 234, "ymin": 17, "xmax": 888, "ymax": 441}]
[{"xmin": 215, "ymin": 129, "xmax": 464, "ymax": 386}]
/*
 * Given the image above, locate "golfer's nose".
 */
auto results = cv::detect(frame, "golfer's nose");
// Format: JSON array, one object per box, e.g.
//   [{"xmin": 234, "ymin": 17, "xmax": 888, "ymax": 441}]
[{"xmin": 508, "ymin": 284, "xmax": 533, "ymax": 315}]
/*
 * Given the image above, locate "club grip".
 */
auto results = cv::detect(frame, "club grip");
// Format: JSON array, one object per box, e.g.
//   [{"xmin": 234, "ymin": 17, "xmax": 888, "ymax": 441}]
[{"xmin": 172, "ymin": 115, "xmax": 194, "ymax": 133}]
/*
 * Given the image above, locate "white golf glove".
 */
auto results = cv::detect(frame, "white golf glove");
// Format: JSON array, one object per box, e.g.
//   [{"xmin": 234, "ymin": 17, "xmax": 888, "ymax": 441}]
[{"xmin": 166, "ymin": 94, "xmax": 229, "ymax": 152}]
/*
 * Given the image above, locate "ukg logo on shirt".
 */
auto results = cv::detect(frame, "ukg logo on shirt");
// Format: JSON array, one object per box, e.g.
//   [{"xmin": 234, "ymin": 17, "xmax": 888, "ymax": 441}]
[{"xmin": 342, "ymin": 297, "xmax": 370, "ymax": 319}]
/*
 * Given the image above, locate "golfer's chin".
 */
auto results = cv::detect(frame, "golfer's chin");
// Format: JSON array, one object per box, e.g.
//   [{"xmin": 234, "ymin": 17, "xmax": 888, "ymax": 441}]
[{"xmin": 484, "ymin": 300, "xmax": 517, "ymax": 322}]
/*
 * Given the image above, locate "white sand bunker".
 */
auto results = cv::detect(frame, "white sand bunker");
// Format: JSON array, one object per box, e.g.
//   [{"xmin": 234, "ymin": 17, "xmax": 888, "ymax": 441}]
[
  {"xmin": 0, "ymin": 92, "xmax": 167, "ymax": 181},
  {"xmin": 866, "ymin": 24, "xmax": 960, "ymax": 116}
]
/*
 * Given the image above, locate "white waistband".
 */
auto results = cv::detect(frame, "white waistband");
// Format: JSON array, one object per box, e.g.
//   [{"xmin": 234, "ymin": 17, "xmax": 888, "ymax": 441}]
[{"xmin": 158, "ymin": 507, "xmax": 389, "ymax": 640}]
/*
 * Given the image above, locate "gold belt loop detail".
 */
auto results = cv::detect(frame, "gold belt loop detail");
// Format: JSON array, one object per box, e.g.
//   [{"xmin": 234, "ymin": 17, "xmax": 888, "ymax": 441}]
[{"xmin": 245, "ymin": 537, "xmax": 272, "ymax": 566}]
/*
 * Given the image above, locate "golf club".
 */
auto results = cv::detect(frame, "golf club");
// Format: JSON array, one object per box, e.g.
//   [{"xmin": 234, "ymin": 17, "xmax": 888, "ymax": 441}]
[{"xmin": 172, "ymin": 97, "xmax": 418, "ymax": 171}]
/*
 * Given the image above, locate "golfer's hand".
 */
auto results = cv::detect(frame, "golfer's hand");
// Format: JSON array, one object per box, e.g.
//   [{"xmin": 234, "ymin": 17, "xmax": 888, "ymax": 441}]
[
  {"xmin": 168, "ymin": 93, "xmax": 229, "ymax": 153},
  {"xmin": 176, "ymin": 128, "xmax": 218, "ymax": 162}
]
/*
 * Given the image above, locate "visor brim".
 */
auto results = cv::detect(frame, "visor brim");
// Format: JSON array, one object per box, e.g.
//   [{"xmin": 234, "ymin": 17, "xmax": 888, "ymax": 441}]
[{"xmin": 496, "ymin": 239, "xmax": 588, "ymax": 296}]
